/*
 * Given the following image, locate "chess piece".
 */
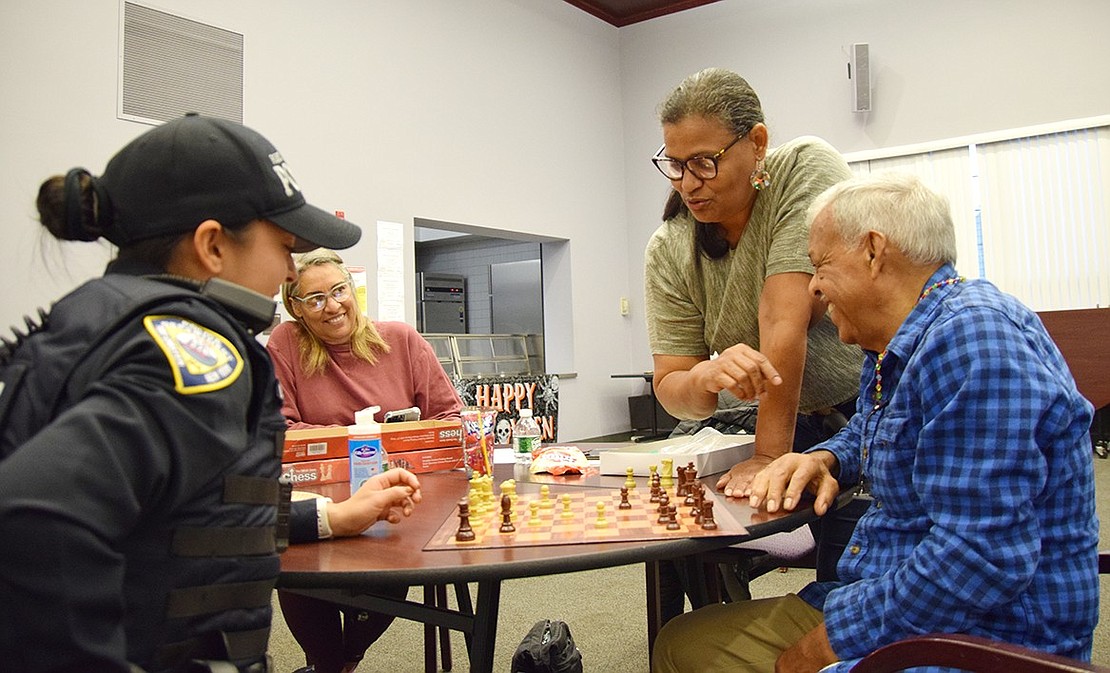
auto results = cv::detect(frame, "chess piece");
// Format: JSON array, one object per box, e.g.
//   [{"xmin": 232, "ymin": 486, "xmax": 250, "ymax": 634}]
[
  {"xmin": 455, "ymin": 498, "xmax": 476, "ymax": 542},
  {"xmin": 665, "ymin": 504, "xmax": 681, "ymax": 530},
  {"xmin": 477, "ymin": 476, "xmax": 494, "ymax": 515},
  {"xmin": 499, "ymin": 494, "xmax": 516, "ymax": 533},
  {"xmin": 595, "ymin": 500, "xmax": 608, "ymax": 528},
  {"xmin": 467, "ymin": 488, "xmax": 481, "ymax": 516},
  {"xmin": 560, "ymin": 493, "xmax": 575, "ymax": 519},
  {"xmin": 539, "ymin": 484, "xmax": 554, "ymax": 509},
  {"xmin": 675, "ymin": 465, "xmax": 687, "ymax": 496},
  {"xmin": 649, "ymin": 473, "xmax": 662, "ymax": 503},
  {"xmin": 660, "ymin": 458, "xmax": 674, "ymax": 490},
  {"xmin": 528, "ymin": 500, "xmax": 542, "ymax": 526},
  {"xmin": 500, "ymin": 481, "xmax": 519, "ymax": 521},
  {"xmin": 684, "ymin": 479, "xmax": 698, "ymax": 506},
  {"xmin": 618, "ymin": 486, "xmax": 632, "ymax": 510},
  {"xmin": 500, "ymin": 479, "xmax": 517, "ymax": 504},
  {"xmin": 657, "ymin": 493, "xmax": 671, "ymax": 524},
  {"xmin": 691, "ymin": 484, "xmax": 705, "ymax": 521},
  {"xmin": 624, "ymin": 467, "xmax": 636, "ymax": 491},
  {"xmin": 701, "ymin": 500, "xmax": 718, "ymax": 530}
]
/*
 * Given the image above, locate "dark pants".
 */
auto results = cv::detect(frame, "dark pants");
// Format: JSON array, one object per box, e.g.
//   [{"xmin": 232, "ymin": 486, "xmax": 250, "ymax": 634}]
[
  {"xmin": 658, "ymin": 398, "xmax": 860, "ymax": 623},
  {"xmin": 278, "ymin": 586, "xmax": 406, "ymax": 673}
]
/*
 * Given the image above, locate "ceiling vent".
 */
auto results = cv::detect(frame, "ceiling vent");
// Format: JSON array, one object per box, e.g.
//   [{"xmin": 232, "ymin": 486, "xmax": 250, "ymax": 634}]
[{"xmin": 119, "ymin": 2, "xmax": 243, "ymax": 125}]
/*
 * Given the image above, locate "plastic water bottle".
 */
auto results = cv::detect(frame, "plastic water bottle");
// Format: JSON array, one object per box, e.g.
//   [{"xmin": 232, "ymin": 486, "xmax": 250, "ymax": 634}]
[{"xmin": 512, "ymin": 408, "xmax": 542, "ymax": 465}]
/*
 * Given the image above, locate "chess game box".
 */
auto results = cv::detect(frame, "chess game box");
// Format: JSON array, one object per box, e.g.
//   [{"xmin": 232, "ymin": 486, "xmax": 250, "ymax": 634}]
[
  {"xmin": 388, "ymin": 445, "xmax": 466, "ymax": 474},
  {"xmin": 282, "ymin": 419, "xmax": 463, "ymax": 463},
  {"xmin": 283, "ymin": 427, "xmax": 348, "ymax": 463},
  {"xmin": 598, "ymin": 430, "xmax": 755, "ymax": 477},
  {"xmin": 281, "ymin": 457, "xmax": 351, "ymax": 487},
  {"xmin": 380, "ymin": 419, "xmax": 463, "ymax": 454}
]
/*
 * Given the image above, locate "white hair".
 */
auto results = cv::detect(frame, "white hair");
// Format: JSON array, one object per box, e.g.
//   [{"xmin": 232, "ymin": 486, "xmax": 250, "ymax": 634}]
[{"xmin": 807, "ymin": 171, "xmax": 957, "ymax": 266}]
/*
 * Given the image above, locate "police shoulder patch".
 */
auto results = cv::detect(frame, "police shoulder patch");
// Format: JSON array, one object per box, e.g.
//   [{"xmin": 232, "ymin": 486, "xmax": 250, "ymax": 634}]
[{"xmin": 143, "ymin": 315, "xmax": 244, "ymax": 395}]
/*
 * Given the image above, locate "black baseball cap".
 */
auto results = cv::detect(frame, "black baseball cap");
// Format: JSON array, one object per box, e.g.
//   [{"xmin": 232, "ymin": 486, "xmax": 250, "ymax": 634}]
[{"xmin": 98, "ymin": 113, "xmax": 361, "ymax": 252}]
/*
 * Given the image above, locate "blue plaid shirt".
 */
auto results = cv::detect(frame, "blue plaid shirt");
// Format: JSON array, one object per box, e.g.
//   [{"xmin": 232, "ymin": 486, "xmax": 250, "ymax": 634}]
[{"xmin": 799, "ymin": 264, "xmax": 1100, "ymax": 671}]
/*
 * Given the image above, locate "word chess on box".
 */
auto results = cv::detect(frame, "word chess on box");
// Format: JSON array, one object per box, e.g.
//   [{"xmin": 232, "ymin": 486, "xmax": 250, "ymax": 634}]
[{"xmin": 424, "ymin": 462, "xmax": 747, "ymax": 551}]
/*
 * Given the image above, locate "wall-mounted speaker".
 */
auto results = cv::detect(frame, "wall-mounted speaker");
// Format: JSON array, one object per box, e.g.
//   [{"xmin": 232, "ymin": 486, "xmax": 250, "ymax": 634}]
[{"xmin": 849, "ymin": 42, "xmax": 871, "ymax": 113}]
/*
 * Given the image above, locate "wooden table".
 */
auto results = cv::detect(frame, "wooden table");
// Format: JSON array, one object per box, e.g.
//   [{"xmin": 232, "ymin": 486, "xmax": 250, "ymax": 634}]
[{"xmin": 278, "ymin": 456, "xmax": 830, "ymax": 673}]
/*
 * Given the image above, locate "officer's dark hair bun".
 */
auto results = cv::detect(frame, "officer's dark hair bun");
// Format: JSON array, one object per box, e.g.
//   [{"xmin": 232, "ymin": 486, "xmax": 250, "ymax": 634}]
[{"xmin": 37, "ymin": 168, "xmax": 113, "ymax": 242}]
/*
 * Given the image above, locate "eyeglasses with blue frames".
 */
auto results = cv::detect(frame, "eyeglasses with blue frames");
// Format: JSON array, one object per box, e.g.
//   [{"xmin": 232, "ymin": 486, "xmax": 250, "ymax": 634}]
[
  {"xmin": 651, "ymin": 134, "xmax": 745, "ymax": 181},
  {"xmin": 291, "ymin": 280, "xmax": 353, "ymax": 312}
]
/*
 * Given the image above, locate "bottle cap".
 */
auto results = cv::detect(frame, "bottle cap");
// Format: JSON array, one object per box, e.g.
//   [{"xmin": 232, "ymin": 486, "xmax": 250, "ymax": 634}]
[{"xmin": 354, "ymin": 405, "xmax": 380, "ymax": 426}]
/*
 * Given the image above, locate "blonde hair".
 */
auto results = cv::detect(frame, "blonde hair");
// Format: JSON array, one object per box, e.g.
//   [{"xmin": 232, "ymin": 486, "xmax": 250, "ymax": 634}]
[{"xmin": 281, "ymin": 248, "xmax": 391, "ymax": 376}]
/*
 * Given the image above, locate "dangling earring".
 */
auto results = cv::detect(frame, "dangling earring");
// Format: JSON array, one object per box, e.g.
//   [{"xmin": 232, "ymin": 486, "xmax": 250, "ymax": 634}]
[{"xmin": 750, "ymin": 158, "xmax": 771, "ymax": 191}]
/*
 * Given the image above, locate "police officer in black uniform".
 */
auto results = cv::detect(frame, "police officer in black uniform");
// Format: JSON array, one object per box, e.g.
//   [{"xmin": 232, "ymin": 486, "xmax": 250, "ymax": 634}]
[{"xmin": 0, "ymin": 114, "xmax": 411, "ymax": 673}]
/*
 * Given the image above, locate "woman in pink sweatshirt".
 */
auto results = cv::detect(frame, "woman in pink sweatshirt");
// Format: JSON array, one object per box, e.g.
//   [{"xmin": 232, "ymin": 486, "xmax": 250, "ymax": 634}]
[{"xmin": 267, "ymin": 248, "xmax": 462, "ymax": 673}]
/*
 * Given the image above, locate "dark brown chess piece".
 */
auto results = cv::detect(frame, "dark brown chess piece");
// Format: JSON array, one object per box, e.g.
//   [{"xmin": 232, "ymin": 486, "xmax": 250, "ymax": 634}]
[
  {"xmin": 701, "ymin": 500, "xmax": 718, "ymax": 530},
  {"xmin": 657, "ymin": 493, "xmax": 671, "ymax": 524},
  {"xmin": 619, "ymin": 486, "xmax": 633, "ymax": 510},
  {"xmin": 455, "ymin": 498, "xmax": 476, "ymax": 542},
  {"xmin": 665, "ymin": 504, "xmax": 681, "ymax": 530},
  {"xmin": 684, "ymin": 466, "xmax": 699, "ymax": 505},
  {"xmin": 691, "ymin": 484, "xmax": 704, "ymax": 522},
  {"xmin": 499, "ymin": 493, "xmax": 516, "ymax": 533}
]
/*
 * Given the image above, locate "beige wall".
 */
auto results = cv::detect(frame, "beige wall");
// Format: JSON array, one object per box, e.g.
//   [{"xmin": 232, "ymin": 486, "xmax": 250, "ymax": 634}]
[{"xmin": 2, "ymin": 0, "xmax": 1108, "ymax": 439}]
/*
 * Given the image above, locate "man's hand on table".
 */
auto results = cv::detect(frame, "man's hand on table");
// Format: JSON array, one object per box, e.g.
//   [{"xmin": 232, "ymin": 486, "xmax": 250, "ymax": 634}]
[
  {"xmin": 746, "ymin": 451, "xmax": 840, "ymax": 516},
  {"xmin": 327, "ymin": 468, "xmax": 423, "ymax": 537},
  {"xmin": 715, "ymin": 453, "xmax": 776, "ymax": 497}
]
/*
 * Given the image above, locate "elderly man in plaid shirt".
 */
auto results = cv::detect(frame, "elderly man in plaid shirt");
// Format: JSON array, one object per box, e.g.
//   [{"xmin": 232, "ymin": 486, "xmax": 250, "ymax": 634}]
[{"xmin": 652, "ymin": 172, "xmax": 1100, "ymax": 673}]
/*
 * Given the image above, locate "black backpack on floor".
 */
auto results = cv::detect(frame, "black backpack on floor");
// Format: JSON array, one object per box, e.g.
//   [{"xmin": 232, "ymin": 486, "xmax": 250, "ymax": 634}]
[{"xmin": 510, "ymin": 619, "xmax": 583, "ymax": 673}]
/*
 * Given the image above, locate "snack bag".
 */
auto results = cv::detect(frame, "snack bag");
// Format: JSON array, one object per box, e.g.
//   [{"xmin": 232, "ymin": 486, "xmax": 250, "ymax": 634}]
[{"xmin": 529, "ymin": 445, "xmax": 589, "ymax": 475}]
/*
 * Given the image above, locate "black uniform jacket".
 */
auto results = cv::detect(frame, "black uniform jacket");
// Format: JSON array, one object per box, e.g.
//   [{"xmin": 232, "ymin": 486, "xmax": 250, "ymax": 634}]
[{"xmin": 0, "ymin": 262, "xmax": 286, "ymax": 673}]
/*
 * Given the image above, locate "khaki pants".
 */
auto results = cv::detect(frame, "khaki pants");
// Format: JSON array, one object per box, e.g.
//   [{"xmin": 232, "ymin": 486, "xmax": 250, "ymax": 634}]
[{"xmin": 651, "ymin": 594, "xmax": 823, "ymax": 673}]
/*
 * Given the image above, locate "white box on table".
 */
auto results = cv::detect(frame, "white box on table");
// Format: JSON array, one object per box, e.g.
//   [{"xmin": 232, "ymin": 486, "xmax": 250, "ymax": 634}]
[{"xmin": 598, "ymin": 428, "xmax": 755, "ymax": 477}]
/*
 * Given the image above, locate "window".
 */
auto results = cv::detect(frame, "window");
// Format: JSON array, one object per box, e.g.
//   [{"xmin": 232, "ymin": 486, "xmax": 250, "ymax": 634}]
[{"xmin": 847, "ymin": 118, "xmax": 1110, "ymax": 311}]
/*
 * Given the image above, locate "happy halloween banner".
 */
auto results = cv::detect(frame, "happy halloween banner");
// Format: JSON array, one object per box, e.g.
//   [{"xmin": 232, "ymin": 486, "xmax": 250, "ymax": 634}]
[{"xmin": 453, "ymin": 374, "xmax": 560, "ymax": 442}]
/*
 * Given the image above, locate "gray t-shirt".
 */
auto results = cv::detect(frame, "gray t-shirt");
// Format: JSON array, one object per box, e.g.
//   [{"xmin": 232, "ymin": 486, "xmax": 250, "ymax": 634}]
[{"xmin": 644, "ymin": 135, "xmax": 862, "ymax": 413}]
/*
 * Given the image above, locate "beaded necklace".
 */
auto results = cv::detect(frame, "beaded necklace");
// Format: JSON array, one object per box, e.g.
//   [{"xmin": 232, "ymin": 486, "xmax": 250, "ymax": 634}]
[{"xmin": 871, "ymin": 276, "xmax": 964, "ymax": 408}]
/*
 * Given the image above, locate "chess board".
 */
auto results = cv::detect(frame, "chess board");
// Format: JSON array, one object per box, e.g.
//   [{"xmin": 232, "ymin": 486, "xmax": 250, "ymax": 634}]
[{"xmin": 423, "ymin": 481, "xmax": 747, "ymax": 551}]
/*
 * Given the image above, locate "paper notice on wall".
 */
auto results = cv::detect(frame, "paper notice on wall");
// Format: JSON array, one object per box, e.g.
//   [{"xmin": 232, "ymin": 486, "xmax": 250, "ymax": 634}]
[
  {"xmin": 345, "ymin": 266, "xmax": 368, "ymax": 315},
  {"xmin": 376, "ymin": 220, "xmax": 406, "ymax": 322}
]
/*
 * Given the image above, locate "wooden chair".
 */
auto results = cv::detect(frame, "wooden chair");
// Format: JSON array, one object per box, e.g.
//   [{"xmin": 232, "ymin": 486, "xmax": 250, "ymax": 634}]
[
  {"xmin": 850, "ymin": 633, "xmax": 1110, "ymax": 673},
  {"xmin": 851, "ymin": 550, "xmax": 1110, "ymax": 673}
]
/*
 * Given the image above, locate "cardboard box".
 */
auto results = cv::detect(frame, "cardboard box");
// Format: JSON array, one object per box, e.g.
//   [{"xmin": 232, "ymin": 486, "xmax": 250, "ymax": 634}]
[
  {"xmin": 283, "ymin": 426, "xmax": 347, "ymax": 463},
  {"xmin": 281, "ymin": 458, "xmax": 350, "ymax": 487},
  {"xmin": 388, "ymin": 445, "xmax": 465, "ymax": 474},
  {"xmin": 598, "ymin": 430, "xmax": 755, "ymax": 477},
  {"xmin": 380, "ymin": 419, "xmax": 462, "ymax": 454}
]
